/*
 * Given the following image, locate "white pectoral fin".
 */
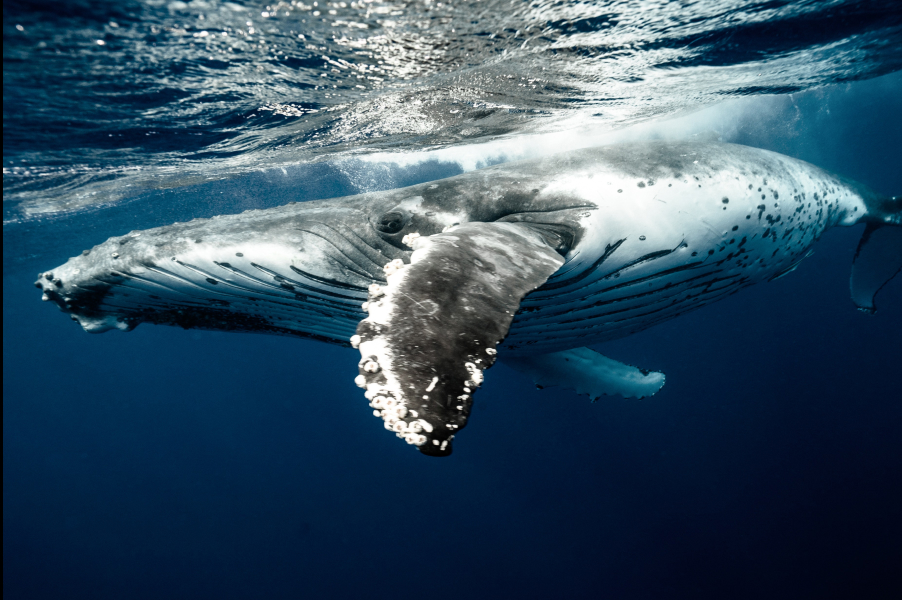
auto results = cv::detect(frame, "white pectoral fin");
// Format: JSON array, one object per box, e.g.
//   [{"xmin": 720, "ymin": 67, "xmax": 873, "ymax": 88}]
[{"xmin": 503, "ymin": 347, "xmax": 666, "ymax": 400}]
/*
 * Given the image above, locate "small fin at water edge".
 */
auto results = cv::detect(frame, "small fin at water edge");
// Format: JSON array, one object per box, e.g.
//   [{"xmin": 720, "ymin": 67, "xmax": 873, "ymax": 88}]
[
  {"xmin": 851, "ymin": 222, "xmax": 902, "ymax": 314},
  {"xmin": 503, "ymin": 347, "xmax": 666, "ymax": 401}
]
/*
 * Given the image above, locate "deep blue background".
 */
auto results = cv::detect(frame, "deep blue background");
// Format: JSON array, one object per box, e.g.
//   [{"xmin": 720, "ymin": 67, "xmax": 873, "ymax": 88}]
[{"xmin": 4, "ymin": 75, "xmax": 902, "ymax": 599}]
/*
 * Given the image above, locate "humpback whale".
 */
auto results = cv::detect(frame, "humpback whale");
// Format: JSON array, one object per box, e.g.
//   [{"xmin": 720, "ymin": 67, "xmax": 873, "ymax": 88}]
[{"xmin": 36, "ymin": 142, "xmax": 901, "ymax": 456}]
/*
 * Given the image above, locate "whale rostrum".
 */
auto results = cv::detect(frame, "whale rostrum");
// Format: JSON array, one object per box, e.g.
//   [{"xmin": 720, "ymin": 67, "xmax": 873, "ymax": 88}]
[{"xmin": 36, "ymin": 142, "xmax": 901, "ymax": 456}]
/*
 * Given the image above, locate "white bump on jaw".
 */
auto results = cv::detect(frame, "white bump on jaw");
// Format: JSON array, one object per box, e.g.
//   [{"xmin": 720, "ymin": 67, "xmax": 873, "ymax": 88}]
[
  {"xmin": 464, "ymin": 362, "xmax": 484, "ymax": 386},
  {"xmin": 404, "ymin": 433, "xmax": 426, "ymax": 445},
  {"xmin": 361, "ymin": 301, "xmax": 370, "ymax": 311},
  {"xmin": 401, "ymin": 232, "xmax": 420, "ymax": 247},
  {"xmin": 486, "ymin": 347, "xmax": 497, "ymax": 356},
  {"xmin": 354, "ymin": 375, "xmax": 366, "ymax": 388},
  {"xmin": 383, "ymin": 258, "xmax": 406, "ymax": 277},
  {"xmin": 350, "ymin": 334, "xmax": 361, "ymax": 348},
  {"xmin": 368, "ymin": 283, "xmax": 384, "ymax": 297}
]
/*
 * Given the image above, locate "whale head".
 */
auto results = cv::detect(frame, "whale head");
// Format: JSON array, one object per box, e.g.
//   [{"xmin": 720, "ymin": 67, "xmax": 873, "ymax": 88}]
[
  {"xmin": 35, "ymin": 173, "xmax": 586, "ymax": 342},
  {"xmin": 37, "ymin": 197, "xmax": 387, "ymax": 341}
]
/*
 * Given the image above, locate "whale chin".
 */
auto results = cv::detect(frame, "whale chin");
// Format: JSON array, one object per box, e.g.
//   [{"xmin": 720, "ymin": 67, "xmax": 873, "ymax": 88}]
[{"xmin": 35, "ymin": 203, "xmax": 400, "ymax": 344}]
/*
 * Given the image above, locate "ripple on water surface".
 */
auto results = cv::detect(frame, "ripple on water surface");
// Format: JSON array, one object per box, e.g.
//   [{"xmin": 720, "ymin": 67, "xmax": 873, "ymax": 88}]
[{"xmin": 3, "ymin": 0, "xmax": 902, "ymax": 218}]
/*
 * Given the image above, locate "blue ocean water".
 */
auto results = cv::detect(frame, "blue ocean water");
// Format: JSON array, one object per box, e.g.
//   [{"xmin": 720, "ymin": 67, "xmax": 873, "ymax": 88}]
[{"xmin": 4, "ymin": 2, "xmax": 902, "ymax": 599}]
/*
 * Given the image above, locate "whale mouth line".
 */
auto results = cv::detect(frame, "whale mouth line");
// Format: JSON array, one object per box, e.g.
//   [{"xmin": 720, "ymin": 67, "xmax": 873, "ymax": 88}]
[
  {"xmin": 163, "ymin": 260, "xmax": 366, "ymax": 311},
  {"xmin": 211, "ymin": 260, "xmax": 365, "ymax": 305},
  {"xmin": 296, "ymin": 221, "xmax": 390, "ymax": 283},
  {"xmin": 168, "ymin": 256, "xmax": 367, "ymax": 304},
  {"xmin": 35, "ymin": 223, "xmax": 377, "ymax": 340}
]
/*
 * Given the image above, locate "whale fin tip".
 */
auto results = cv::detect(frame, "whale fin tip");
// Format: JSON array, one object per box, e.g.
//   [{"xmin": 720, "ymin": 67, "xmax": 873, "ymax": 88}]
[
  {"xmin": 851, "ymin": 221, "xmax": 902, "ymax": 313},
  {"xmin": 503, "ymin": 347, "xmax": 666, "ymax": 401}
]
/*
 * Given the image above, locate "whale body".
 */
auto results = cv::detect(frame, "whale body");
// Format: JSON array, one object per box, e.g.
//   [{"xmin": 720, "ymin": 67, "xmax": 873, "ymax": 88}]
[{"xmin": 36, "ymin": 142, "xmax": 901, "ymax": 456}]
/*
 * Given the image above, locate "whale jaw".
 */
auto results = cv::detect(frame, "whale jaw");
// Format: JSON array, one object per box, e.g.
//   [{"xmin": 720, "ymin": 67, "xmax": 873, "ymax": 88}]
[{"xmin": 34, "ymin": 205, "xmax": 402, "ymax": 344}]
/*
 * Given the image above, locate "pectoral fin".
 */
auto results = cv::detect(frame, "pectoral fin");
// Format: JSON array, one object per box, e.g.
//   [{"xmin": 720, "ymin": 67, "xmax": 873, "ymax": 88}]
[
  {"xmin": 851, "ymin": 222, "xmax": 902, "ymax": 314},
  {"xmin": 504, "ymin": 347, "xmax": 666, "ymax": 400},
  {"xmin": 352, "ymin": 222, "xmax": 565, "ymax": 456}
]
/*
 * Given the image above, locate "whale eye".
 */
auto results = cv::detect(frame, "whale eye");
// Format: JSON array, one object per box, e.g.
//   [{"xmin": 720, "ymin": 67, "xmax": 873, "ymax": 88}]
[
  {"xmin": 376, "ymin": 211, "xmax": 406, "ymax": 234},
  {"xmin": 546, "ymin": 229, "xmax": 574, "ymax": 256},
  {"xmin": 521, "ymin": 222, "xmax": 575, "ymax": 256}
]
